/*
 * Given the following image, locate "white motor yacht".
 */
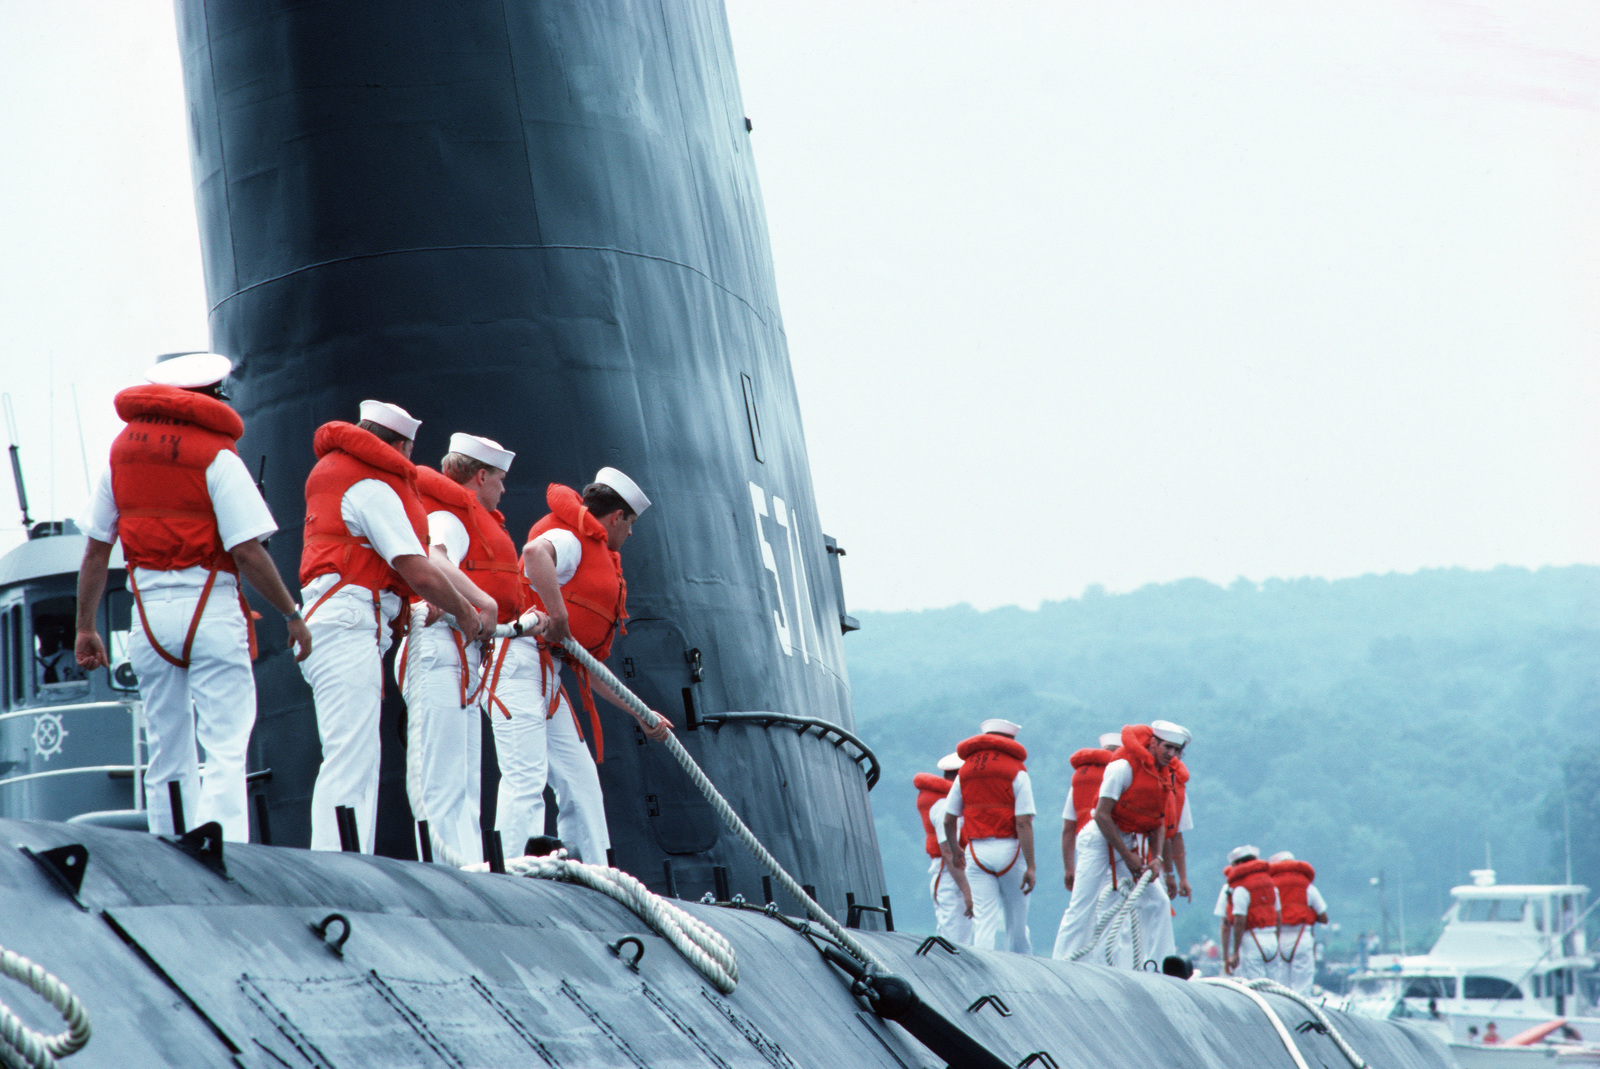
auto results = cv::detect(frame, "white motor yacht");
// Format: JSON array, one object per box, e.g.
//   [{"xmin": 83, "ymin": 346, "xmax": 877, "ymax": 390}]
[{"xmin": 1342, "ymin": 869, "xmax": 1598, "ymax": 1058}]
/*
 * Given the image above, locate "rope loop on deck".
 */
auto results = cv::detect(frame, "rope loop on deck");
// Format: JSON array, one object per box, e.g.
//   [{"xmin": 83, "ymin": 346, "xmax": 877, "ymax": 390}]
[{"xmin": 0, "ymin": 946, "xmax": 91, "ymax": 1069}]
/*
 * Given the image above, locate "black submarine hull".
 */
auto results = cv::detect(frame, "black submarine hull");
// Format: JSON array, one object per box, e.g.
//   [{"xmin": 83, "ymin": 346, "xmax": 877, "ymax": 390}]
[
  {"xmin": 174, "ymin": 0, "xmax": 879, "ymax": 912},
  {"xmin": 0, "ymin": 818, "xmax": 1453, "ymax": 1069}
]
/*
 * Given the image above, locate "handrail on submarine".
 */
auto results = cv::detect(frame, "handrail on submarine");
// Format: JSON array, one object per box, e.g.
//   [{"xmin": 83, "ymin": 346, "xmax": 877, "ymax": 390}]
[{"xmin": 696, "ymin": 711, "xmax": 880, "ymax": 789}]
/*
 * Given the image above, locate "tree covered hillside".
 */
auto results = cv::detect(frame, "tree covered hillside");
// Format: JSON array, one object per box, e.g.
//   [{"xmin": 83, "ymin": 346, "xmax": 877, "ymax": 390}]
[{"xmin": 847, "ymin": 566, "xmax": 1600, "ymax": 955}]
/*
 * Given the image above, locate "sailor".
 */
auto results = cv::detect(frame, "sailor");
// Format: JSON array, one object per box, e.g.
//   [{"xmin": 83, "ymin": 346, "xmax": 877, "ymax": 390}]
[
  {"xmin": 500, "ymin": 469, "xmax": 670, "ymax": 864},
  {"xmin": 915, "ymin": 753, "xmax": 973, "ymax": 945},
  {"xmin": 1219, "ymin": 845, "xmax": 1279, "ymax": 978},
  {"xmin": 298, "ymin": 400, "xmax": 484, "ymax": 852},
  {"xmin": 1062, "ymin": 731, "xmax": 1122, "ymax": 893},
  {"xmin": 74, "ymin": 352, "xmax": 312, "ymax": 841},
  {"xmin": 1050, "ymin": 723, "xmax": 1182, "ymax": 967},
  {"xmin": 1268, "ymin": 850, "xmax": 1327, "ymax": 993},
  {"xmin": 942, "ymin": 719, "xmax": 1036, "ymax": 954},
  {"xmin": 401, "ymin": 433, "xmax": 525, "ymax": 863},
  {"xmin": 1149, "ymin": 719, "xmax": 1194, "ymax": 971}
]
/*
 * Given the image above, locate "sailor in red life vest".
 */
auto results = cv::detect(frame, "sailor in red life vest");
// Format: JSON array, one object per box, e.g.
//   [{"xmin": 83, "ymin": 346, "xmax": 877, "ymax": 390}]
[
  {"xmin": 1217, "ymin": 844, "xmax": 1280, "ymax": 978},
  {"xmin": 916, "ymin": 752, "xmax": 973, "ymax": 945},
  {"xmin": 1061, "ymin": 732, "xmax": 1122, "ymax": 893},
  {"xmin": 400, "ymin": 433, "xmax": 527, "ymax": 864},
  {"xmin": 73, "ymin": 353, "xmax": 312, "ymax": 841},
  {"xmin": 1158, "ymin": 721, "xmax": 1194, "ymax": 908},
  {"xmin": 504, "ymin": 468, "xmax": 671, "ymax": 864},
  {"xmin": 298, "ymin": 401, "xmax": 485, "ymax": 853},
  {"xmin": 1051, "ymin": 722, "xmax": 1184, "ymax": 966},
  {"xmin": 1266, "ymin": 850, "xmax": 1327, "ymax": 993},
  {"xmin": 941, "ymin": 719, "xmax": 1036, "ymax": 953}
]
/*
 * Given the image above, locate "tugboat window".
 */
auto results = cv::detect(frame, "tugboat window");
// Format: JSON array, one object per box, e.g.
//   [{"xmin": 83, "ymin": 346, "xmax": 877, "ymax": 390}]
[
  {"xmin": 8, "ymin": 603, "xmax": 23, "ymax": 705},
  {"xmin": 31, "ymin": 596, "xmax": 85, "ymax": 687}
]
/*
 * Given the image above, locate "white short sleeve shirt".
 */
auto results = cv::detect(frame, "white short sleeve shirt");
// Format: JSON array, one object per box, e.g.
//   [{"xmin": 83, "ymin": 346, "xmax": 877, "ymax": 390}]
[
  {"xmin": 81, "ymin": 453, "xmax": 277, "ymax": 592},
  {"xmin": 427, "ymin": 510, "xmax": 470, "ymax": 565},
  {"xmin": 930, "ymin": 797, "xmax": 962, "ymax": 847},
  {"xmin": 300, "ymin": 479, "xmax": 428, "ymax": 617},
  {"xmin": 1305, "ymin": 884, "xmax": 1327, "ymax": 915},
  {"xmin": 1214, "ymin": 884, "xmax": 1251, "ymax": 917},
  {"xmin": 532, "ymin": 528, "xmax": 583, "ymax": 585}
]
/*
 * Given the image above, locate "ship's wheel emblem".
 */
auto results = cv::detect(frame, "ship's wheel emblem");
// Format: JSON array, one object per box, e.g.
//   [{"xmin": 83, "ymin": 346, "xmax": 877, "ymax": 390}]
[{"xmin": 32, "ymin": 713, "xmax": 67, "ymax": 761}]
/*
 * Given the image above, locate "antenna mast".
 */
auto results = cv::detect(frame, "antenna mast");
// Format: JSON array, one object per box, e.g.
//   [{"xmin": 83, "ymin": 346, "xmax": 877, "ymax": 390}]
[{"xmin": 2, "ymin": 394, "xmax": 31, "ymax": 528}]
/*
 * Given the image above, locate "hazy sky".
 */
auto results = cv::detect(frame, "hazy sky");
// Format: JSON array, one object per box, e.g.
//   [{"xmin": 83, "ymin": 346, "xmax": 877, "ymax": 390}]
[{"xmin": 2, "ymin": 1, "xmax": 1597, "ymax": 611}]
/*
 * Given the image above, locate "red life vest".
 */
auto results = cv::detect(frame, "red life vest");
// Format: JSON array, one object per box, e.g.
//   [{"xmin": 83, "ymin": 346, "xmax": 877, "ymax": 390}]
[
  {"xmin": 1164, "ymin": 757, "xmax": 1189, "ymax": 836},
  {"xmin": 954, "ymin": 734, "xmax": 1027, "ymax": 842},
  {"xmin": 1109, "ymin": 724, "xmax": 1170, "ymax": 835},
  {"xmin": 108, "ymin": 385, "xmax": 244, "ymax": 573},
  {"xmin": 1069, "ymin": 748, "xmax": 1114, "ymax": 833},
  {"xmin": 414, "ymin": 466, "xmax": 528, "ymax": 623},
  {"xmin": 1226, "ymin": 859, "xmax": 1279, "ymax": 930},
  {"xmin": 1271, "ymin": 859, "xmax": 1318, "ymax": 926},
  {"xmin": 299, "ymin": 422, "xmax": 429, "ymax": 602},
  {"xmin": 526, "ymin": 484, "xmax": 627, "ymax": 659},
  {"xmin": 914, "ymin": 773, "xmax": 953, "ymax": 858}
]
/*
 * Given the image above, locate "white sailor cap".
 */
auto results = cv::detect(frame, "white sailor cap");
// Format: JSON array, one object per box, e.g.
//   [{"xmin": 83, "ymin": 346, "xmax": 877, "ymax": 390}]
[
  {"xmin": 594, "ymin": 466, "xmax": 650, "ymax": 516},
  {"xmin": 1268, "ymin": 850, "xmax": 1294, "ymax": 863},
  {"xmin": 1151, "ymin": 720, "xmax": 1191, "ymax": 747},
  {"xmin": 979, "ymin": 718, "xmax": 1020, "ymax": 737},
  {"xmin": 1227, "ymin": 845, "xmax": 1259, "ymax": 864},
  {"xmin": 449, "ymin": 432, "xmax": 514, "ymax": 472},
  {"xmin": 145, "ymin": 352, "xmax": 232, "ymax": 389},
  {"xmin": 936, "ymin": 752, "xmax": 963, "ymax": 772},
  {"xmin": 359, "ymin": 399, "xmax": 421, "ymax": 440},
  {"xmin": 1098, "ymin": 732, "xmax": 1122, "ymax": 750}
]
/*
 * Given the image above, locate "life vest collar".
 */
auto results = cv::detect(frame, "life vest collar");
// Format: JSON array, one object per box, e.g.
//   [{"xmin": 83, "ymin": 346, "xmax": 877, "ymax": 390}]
[
  {"xmin": 415, "ymin": 465, "xmax": 475, "ymax": 509},
  {"xmin": 1226, "ymin": 859, "xmax": 1272, "ymax": 883},
  {"xmin": 912, "ymin": 772, "xmax": 953, "ymax": 795},
  {"xmin": 1119, "ymin": 724, "xmax": 1157, "ymax": 772},
  {"xmin": 114, "ymin": 384, "xmax": 243, "ymax": 440},
  {"xmin": 955, "ymin": 733, "xmax": 1027, "ymax": 762},
  {"xmin": 1070, "ymin": 747, "xmax": 1114, "ymax": 770},
  {"xmin": 546, "ymin": 483, "xmax": 611, "ymax": 545},
  {"xmin": 313, "ymin": 421, "xmax": 415, "ymax": 479},
  {"xmin": 1270, "ymin": 859, "xmax": 1315, "ymax": 881}
]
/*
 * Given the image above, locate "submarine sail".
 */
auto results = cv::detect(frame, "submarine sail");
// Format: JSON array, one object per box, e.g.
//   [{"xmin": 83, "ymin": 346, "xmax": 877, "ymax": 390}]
[{"xmin": 172, "ymin": 0, "xmax": 881, "ymax": 911}]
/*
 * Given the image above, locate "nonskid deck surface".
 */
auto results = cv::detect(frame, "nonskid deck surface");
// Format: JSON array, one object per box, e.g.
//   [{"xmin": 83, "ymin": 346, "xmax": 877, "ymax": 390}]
[{"xmin": 0, "ymin": 818, "xmax": 1449, "ymax": 1069}]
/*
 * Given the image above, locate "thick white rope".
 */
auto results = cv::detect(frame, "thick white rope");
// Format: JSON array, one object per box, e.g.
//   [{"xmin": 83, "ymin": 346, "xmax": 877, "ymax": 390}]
[
  {"xmin": 0, "ymin": 946, "xmax": 90, "ymax": 1069},
  {"xmin": 1195, "ymin": 977, "xmax": 1311, "ymax": 1069},
  {"xmin": 1068, "ymin": 869, "xmax": 1154, "ymax": 965},
  {"xmin": 401, "ymin": 606, "xmax": 470, "ymax": 869},
  {"xmin": 465, "ymin": 853, "xmax": 740, "ymax": 993},
  {"xmin": 1235, "ymin": 978, "xmax": 1367, "ymax": 1069},
  {"xmin": 541, "ymin": 633, "xmax": 889, "ymax": 974}
]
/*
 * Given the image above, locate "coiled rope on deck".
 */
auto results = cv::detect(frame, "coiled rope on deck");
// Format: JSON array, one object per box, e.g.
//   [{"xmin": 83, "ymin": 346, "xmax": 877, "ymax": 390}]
[
  {"xmin": 465, "ymin": 853, "xmax": 740, "ymax": 993},
  {"xmin": 0, "ymin": 946, "xmax": 90, "ymax": 1069},
  {"xmin": 1196, "ymin": 977, "xmax": 1367, "ymax": 1069}
]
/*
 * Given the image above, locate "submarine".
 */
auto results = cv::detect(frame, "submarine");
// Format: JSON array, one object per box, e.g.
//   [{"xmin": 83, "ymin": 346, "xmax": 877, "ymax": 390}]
[{"xmin": 0, "ymin": 2, "xmax": 1456, "ymax": 1066}]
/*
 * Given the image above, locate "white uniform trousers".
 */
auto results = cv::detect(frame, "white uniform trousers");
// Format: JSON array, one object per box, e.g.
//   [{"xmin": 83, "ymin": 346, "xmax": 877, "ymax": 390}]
[
  {"xmin": 1235, "ymin": 927, "xmax": 1279, "ymax": 980},
  {"xmin": 965, "ymin": 838, "xmax": 1031, "ymax": 954},
  {"xmin": 129, "ymin": 580, "xmax": 255, "ymax": 842},
  {"xmin": 487, "ymin": 637, "xmax": 549, "ymax": 856},
  {"xmin": 545, "ymin": 687, "xmax": 610, "ymax": 864},
  {"xmin": 300, "ymin": 592, "xmax": 394, "ymax": 852},
  {"xmin": 929, "ymin": 856, "xmax": 974, "ymax": 945},
  {"xmin": 398, "ymin": 621, "xmax": 482, "ymax": 864},
  {"xmin": 1273, "ymin": 925, "xmax": 1315, "ymax": 992},
  {"xmin": 1052, "ymin": 822, "xmax": 1172, "ymax": 967}
]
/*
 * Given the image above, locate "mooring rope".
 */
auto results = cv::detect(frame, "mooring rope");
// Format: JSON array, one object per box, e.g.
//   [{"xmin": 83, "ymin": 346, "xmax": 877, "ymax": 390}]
[{"xmin": 0, "ymin": 946, "xmax": 90, "ymax": 1069}]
